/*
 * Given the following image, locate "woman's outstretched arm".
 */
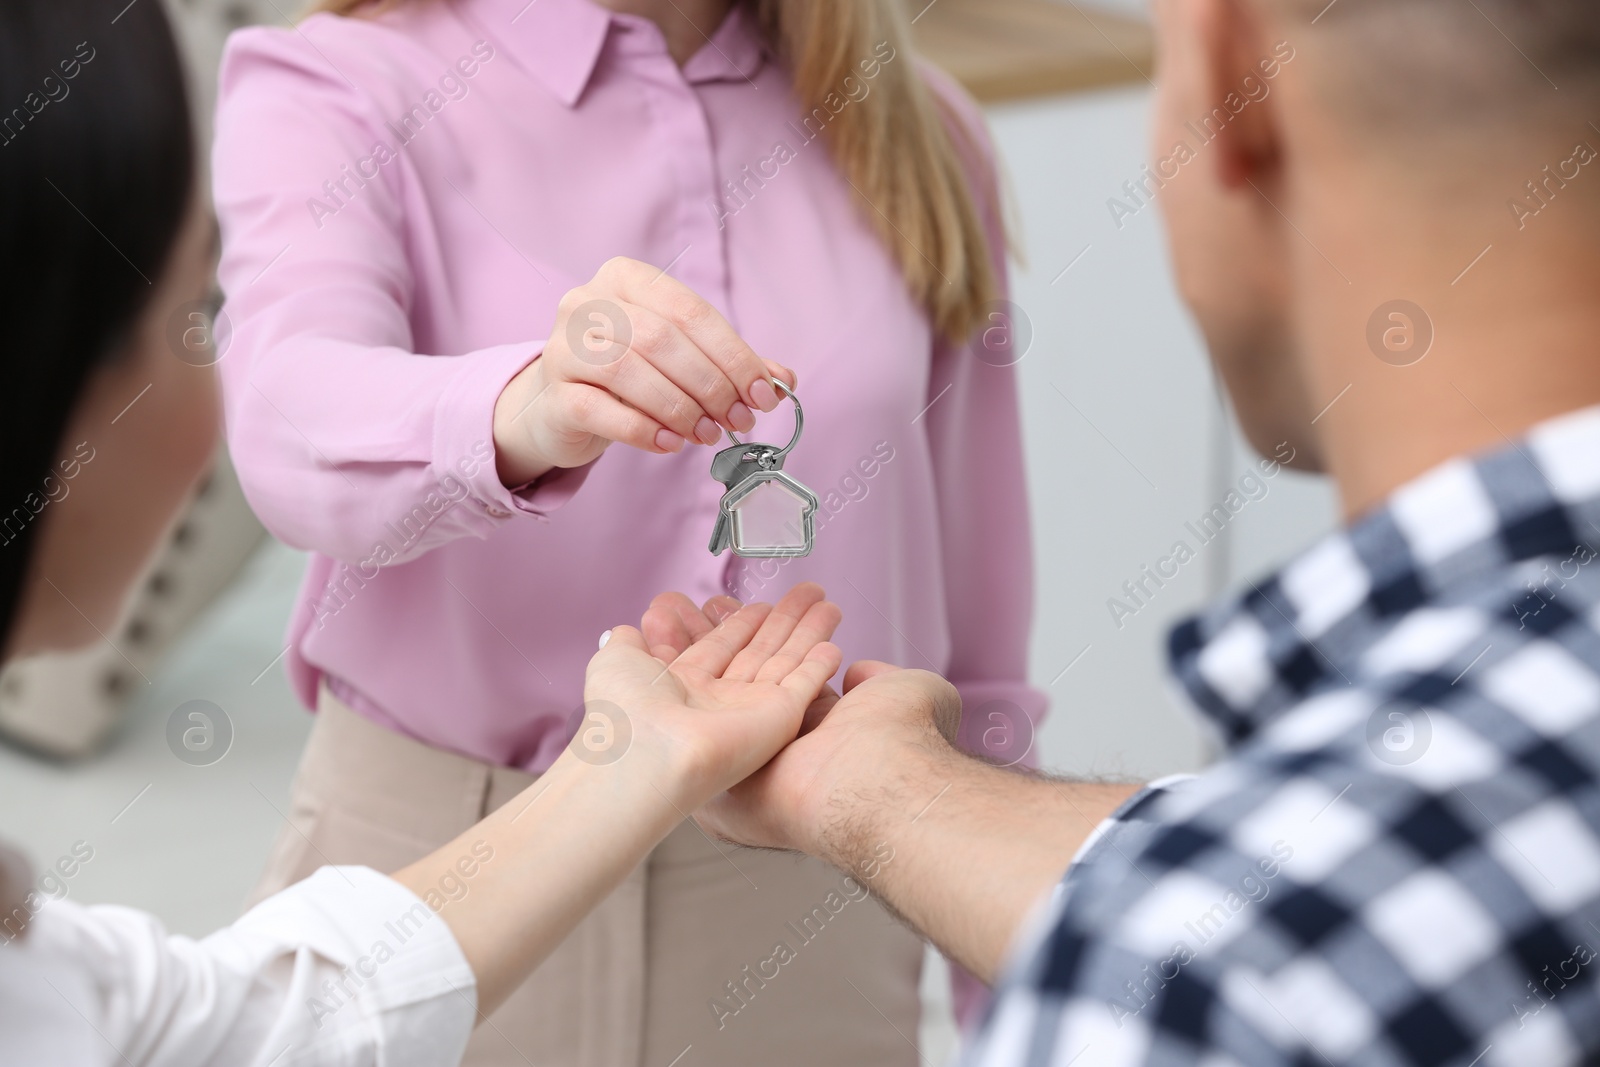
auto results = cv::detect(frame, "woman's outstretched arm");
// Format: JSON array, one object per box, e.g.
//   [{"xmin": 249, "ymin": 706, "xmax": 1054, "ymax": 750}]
[
  {"xmin": 1, "ymin": 584, "xmax": 840, "ymax": 1066},
  {"xmin": 392, "ymin": 584, "xmax": 842, "ymax": 1015}
]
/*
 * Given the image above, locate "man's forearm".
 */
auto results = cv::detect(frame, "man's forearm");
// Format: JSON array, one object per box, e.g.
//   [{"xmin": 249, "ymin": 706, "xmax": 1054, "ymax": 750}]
[{"xmin": 815, "ymin": 740, "xmax": 1140, "ymax": 982}]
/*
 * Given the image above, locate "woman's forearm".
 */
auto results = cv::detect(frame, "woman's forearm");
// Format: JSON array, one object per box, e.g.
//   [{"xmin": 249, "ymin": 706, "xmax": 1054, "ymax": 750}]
[
  {"xmin": 390, "ymin": 746, "xmax": 685, "ymax": 1016},
  {"xmin": 394, "ymin": 590, "xmax": 844, "ymax": 1016}
]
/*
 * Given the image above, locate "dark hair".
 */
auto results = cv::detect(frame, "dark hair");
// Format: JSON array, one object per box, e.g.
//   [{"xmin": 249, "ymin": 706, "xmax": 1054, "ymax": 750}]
[{"xmin": 0, "ymin": 0, "xmax": 194, "ymax": 647}]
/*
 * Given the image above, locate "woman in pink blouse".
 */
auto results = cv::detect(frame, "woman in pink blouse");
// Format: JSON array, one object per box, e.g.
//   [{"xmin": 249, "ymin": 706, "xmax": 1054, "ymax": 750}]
[{"xmin": 213, "ymin": 0, "xmax": 1042, "ymax": 1062}]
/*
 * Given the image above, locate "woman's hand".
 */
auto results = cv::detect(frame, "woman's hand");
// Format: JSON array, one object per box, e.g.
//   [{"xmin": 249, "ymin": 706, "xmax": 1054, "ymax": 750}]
[
  {"xmin": 583, "ymin": 582, "xmax": 843, "ymax": 810},
  {"xmin": 493, "ymin": 257, "xmax": 796, "ymax": 487}
]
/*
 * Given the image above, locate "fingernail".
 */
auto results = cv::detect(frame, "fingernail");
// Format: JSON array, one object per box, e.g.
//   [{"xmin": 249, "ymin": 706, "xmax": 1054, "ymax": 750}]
[
  {"xmin": 750, "ymin": 379, "xmax": 779, "ymax": 412},
  {"xmin": 598, "ymin": 630, "xmax": 612, "ymax": 649},
  {"xmin": 655, "ymin": 428, "xmax": 685, "ymax": 452},
  {"xmin": 729, "ymin": 402, "xmax": 755, "ymax": 432},
  {"xmin": 695, "ymin": 416, "xmax": 722, "ymax": 445}
]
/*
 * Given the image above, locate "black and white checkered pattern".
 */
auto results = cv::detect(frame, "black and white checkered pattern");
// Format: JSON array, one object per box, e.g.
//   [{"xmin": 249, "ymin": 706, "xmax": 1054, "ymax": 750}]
[{"xmin": 965, "ymin": 406, "xmax": 1600, "ymax": 1066}]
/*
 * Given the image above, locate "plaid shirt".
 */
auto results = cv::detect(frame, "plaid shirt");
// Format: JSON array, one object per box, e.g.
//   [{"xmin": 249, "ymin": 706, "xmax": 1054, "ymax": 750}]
[{"xmin": 965, "ymin": 405, "xmax": 1600, "ymax": 1067}]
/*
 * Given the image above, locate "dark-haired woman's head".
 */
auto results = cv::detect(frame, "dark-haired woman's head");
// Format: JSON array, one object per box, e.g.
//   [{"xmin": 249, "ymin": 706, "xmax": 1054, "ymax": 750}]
[{"xmin": 0, "ymin": 0, "xmax": 219, "ymax": 661}]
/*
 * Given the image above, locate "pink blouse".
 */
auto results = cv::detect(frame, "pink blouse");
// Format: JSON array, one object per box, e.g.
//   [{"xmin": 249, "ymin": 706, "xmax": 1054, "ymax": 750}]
[{"xmin": 213, "ymin": 0, "xmax": 1044, "ymax": 773}]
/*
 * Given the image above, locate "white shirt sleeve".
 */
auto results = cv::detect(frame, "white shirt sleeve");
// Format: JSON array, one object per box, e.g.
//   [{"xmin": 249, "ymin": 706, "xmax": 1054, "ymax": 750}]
[{"xmin": 0, "ymin": 866, "xmax": 477, "ymax": 1067}]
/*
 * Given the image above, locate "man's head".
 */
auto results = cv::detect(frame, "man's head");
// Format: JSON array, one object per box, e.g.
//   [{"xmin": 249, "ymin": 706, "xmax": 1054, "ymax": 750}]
[{"xmin": 1150, "ymin": 0, "xmax": 1600, "ymax": 501}]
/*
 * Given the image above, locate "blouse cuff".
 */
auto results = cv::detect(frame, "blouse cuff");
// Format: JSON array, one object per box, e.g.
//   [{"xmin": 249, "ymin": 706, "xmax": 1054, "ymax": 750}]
[{"xmin": 431, "ymin": 342, "xmax": 595, "ymax": 524}]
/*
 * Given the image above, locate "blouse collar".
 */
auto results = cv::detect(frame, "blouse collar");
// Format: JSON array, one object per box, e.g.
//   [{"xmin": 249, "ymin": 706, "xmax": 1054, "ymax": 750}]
[{"xmin": 473, "ymin": 0, "xmax": 767, "ymax": 108}]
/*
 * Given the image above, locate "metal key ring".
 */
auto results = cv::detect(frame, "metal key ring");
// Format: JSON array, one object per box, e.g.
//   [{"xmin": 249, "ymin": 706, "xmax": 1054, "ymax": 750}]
[{"xmin": 726, "ymin": 378, "xmax": 802, "ymax": 465}]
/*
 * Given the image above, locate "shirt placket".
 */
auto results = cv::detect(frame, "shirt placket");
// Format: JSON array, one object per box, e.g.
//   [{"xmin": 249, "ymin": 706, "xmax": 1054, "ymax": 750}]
[{"xmin": 622, "ymin": 27, "xmax": 747, "ymax": 604}]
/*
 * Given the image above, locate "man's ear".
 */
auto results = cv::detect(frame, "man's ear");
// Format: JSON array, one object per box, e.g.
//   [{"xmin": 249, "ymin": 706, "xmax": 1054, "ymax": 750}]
[{"xmin": 1198, "ymin": 0, "xmax": 1283, "ymax": 189}]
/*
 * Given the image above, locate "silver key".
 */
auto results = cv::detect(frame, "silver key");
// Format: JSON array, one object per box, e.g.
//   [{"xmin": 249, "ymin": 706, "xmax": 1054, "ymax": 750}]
[{"xmin": 708, "ymin": 379, "xmax": 818, "ymax": 558}]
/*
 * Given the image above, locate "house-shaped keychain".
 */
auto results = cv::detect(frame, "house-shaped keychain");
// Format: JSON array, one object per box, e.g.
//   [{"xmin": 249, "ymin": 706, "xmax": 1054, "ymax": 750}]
[{"xmin": 707, "ymin": 380, "xmax": 819, "ymax": 558}]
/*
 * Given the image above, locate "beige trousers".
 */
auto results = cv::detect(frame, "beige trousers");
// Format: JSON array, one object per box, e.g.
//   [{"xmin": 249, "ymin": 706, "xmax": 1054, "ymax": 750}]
[{"xmin": 249, "ymin": 689, "xmax": 924, "ymax": 1067}]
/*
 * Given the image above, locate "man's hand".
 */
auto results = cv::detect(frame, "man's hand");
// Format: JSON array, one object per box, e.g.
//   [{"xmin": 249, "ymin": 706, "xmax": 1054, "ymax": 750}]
[
  {"xmin": 642, "ymin": 589, "xmax": 1142, "ymax": 982},
  {"xmin": 696, "ymin": 661, "xmax": 963, "ymax": 861},
  {"xmin": 587, "ymin": 583, "xmax": 842, "ymax": 811}
]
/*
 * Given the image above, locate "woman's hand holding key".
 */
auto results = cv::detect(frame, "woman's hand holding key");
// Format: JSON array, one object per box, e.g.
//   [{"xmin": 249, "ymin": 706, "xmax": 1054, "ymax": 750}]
[{"xmin": 492, "ymin": 256, "xmax": 797, "ymax": 487}]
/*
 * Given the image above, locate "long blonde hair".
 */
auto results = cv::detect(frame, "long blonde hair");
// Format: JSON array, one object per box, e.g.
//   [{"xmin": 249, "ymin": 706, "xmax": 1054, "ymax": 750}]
[{"xmin": 303, "ymin": 0, "xmax": 1000, "ymax": 341}]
